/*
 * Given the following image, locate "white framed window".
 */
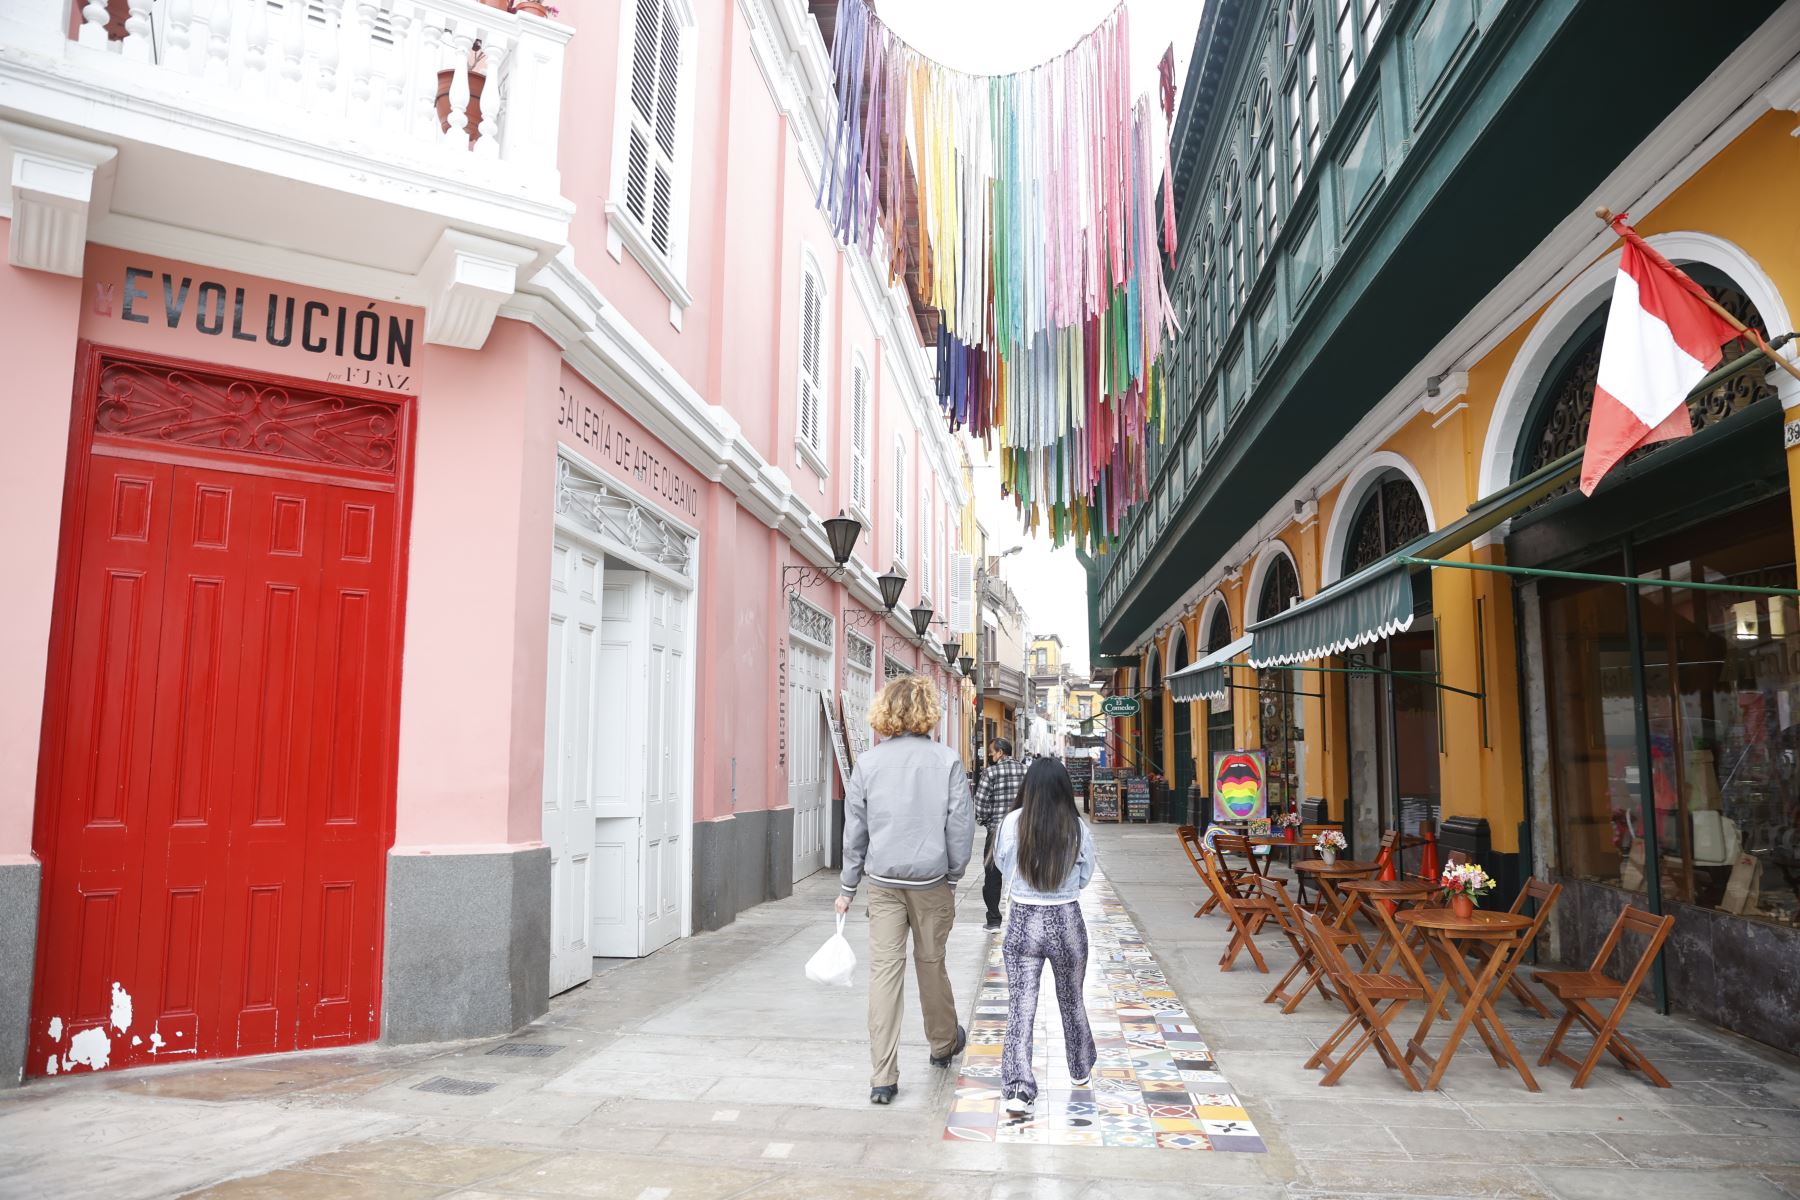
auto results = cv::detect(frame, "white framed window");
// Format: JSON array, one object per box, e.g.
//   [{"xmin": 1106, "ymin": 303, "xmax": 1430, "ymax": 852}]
[
  {"xmin": 606, "ymin": 0, "xmax": 698, "ymax": 315},
  {"xmin": 920, "ymin": 478, "xmax": 933, "ymax": 601},
  {"xmin": 797, "ymin": 256, "xmax": 828, "ymax": 474},
  {"xmin": 1335, "ymin": 0, "xmax": 1382, "ymax": 103},
  {"xmin": 1287, "ymin": 33, "xmax": 1321, "ymax": 197},
  {"xmin": 849, "ymin": 356, "xmax": 871, "ymax": 519},
  {"xmin": 893, "ymin": 437, "xmax": 908, "ymax": 568}
]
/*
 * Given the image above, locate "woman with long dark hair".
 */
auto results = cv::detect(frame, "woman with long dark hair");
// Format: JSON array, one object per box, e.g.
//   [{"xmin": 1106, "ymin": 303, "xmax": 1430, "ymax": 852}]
[{"xmin": 992, "ymin": 758, "xmax": 1096, "ymax": 1115}]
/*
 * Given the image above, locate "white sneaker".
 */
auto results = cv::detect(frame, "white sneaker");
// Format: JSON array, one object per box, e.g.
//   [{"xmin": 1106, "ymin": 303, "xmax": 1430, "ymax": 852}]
[
  {"xmin": 1070, "ymin": 1075, "xmax": 1090, "ymax": 1088},
  {"xmin": 1004, "ymin": 1093, "xmax": 1034, "ymax": 1115}
]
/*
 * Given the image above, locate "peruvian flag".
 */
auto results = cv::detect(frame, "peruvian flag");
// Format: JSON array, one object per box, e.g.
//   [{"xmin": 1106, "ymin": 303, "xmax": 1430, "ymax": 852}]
[{"xmin": 1580, "ymin": 218, "xmax": 1741, "ymax": 494}]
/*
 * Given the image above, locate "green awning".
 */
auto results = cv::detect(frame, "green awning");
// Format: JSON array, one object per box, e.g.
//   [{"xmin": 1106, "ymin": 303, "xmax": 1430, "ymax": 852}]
[
  {"xmin": 1246, "ymin": 448, "xmax": 1583, "ymax": 666},
  {"xmin": 1167, "ymin": 634, "xmax": 1252, "ymax": 701}
]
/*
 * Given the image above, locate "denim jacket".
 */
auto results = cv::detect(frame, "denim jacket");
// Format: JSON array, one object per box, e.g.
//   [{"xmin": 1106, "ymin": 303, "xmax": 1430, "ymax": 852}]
[{"xmin": 994, "ymin": 809, "xmax": 1095, "ymax": 905}]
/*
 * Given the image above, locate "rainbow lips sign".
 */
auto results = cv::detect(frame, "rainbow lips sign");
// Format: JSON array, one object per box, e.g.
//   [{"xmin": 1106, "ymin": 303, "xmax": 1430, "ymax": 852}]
[{"xmin": 1211, "ymin": 751, "xmax": 1267, "ymax": 823}]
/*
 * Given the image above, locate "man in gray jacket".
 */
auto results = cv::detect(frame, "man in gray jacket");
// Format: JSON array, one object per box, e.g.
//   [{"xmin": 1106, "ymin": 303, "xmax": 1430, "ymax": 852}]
[{"xmin": 834, "ymin": 676, "xmax": 975, "ymax": 1104}]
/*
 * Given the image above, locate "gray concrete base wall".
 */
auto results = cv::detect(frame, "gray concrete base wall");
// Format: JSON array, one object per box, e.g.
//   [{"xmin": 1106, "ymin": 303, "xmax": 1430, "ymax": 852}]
[
  {"xmin": 693, "ymin": 807, "xmax": 795, "ymax": 933},
  {"xmin": 0, "ymin": 861, "xmax": 41, "ymax": 1087},
  {"xmin": 381, "ymin": 846, "xmax": 549, "ymax": 1045}
]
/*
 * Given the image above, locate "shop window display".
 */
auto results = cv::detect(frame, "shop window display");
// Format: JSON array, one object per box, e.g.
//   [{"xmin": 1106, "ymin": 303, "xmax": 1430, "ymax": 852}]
[{"xmin": 1542, "ymin": 498, "xmax": 1800, "ymax": 928}]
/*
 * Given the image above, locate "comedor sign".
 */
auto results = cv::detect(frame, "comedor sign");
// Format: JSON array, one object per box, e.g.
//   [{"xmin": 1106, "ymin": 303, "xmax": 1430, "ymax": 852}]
[{"xmin": 1100, "ymin": 696, "xmax": 1140, "ymax": 717}]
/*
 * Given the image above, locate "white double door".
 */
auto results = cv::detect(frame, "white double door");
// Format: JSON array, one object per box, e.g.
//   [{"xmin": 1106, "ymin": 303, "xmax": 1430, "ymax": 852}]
[
  {"xmin": 544, "ymin": 533, "xmax": 689, "ymax": 995},
  {"xmin": 789, "ymin": 636, "xmax": 832, "ymax": 882}
]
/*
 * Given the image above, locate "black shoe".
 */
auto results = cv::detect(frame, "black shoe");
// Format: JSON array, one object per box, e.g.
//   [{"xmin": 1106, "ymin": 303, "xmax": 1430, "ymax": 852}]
[
  {"xmin": 870, "ymin": 1084, "xmax": 898, "ymax": 1105},
  {"xmin": 930, "ymin": 1025, "xmax": 967, "ymax": 1068},
  {"xmin": 983, "ymin": 917, "xmax": 1002, "ymax": 932}
]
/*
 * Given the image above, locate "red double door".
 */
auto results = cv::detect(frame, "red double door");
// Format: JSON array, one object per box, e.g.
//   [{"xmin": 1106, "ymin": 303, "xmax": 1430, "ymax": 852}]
[{"xmin": 30, "ymin": 351, "xmax": 409, "ymax": 1076}]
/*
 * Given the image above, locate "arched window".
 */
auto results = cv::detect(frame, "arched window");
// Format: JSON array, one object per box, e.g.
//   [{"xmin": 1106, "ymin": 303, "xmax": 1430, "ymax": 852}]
[
  {"xmin": 1200, "ymin": 221, "xmax": 1218, "ymax": 364},
  {"xmin": 1286, "ymin": 6, "xmax": 1320, "ymax": 197},
  {"xmin": 1222, "ymin": 162, "xmax": 1244, "ymax": 320},
  {"xmin": 1257, "ymin": 550, "xmax": 1300, "ymax": 621},
  {"xmin": 1249, "ymin": 80, "xmax": 1278, "ymax": 270},
  {"xmin": 1345, "ymin": 472, "xmax": 1428, "ymax": 575},
  {"xmin": 1517, "ymin": 267, "xmax": 1774, "ymax": 488},
  {"xmin": 1203, "ymin": 601, "xmax": 1235, "ymax": 763}
]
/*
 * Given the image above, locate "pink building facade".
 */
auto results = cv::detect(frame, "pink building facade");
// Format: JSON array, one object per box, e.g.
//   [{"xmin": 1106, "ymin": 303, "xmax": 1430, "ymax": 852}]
[{"xmin": 0, "ymin": 0, "xmax": 966, "ymax": 1084}]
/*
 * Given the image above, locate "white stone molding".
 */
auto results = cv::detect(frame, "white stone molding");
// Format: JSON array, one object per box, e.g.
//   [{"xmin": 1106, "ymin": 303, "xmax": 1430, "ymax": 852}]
[
  {"xmin": 1319, "ymin": 451, "xmax": 1437, "ymax": 588},
  {"xmin": 418, "ymin": 228, "xmax": 538, "ymax": 349},
  {"xmin": 554, "ymin": 453, "xmax": 696, "ymax": 578},
  {"xmin": 2, "ymin": 121, "xmax": 115, "ymax": 276},
  {"xmin": 1761, "ymin": 53, "xmax": 1800, "ymax": 135},
  {"xmin": 1243, "ymin": 538, "xmax": 1303, "ymax": 617}
]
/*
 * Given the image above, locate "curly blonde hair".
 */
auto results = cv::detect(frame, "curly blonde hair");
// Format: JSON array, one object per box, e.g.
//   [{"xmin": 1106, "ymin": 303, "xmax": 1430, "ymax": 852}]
[{"xmin": 869, "ymin": 675, "xmax": 942, "ymax": 737}]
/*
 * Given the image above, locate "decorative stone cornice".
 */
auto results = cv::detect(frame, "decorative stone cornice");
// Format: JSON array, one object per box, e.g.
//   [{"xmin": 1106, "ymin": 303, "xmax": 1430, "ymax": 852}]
[
  {"xmin": 419, "ymin": 229, "xmax": 539, "ymax": 350},
  {"xmin": 2, "ymin": 120, "xmax": 114, "ymax": 277}
]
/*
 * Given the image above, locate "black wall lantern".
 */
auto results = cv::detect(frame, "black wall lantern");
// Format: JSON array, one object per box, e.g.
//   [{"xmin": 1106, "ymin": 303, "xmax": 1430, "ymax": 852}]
[
  {"xmin": 822, "ymin": 511, "xmax": 862, "ymax": 567},
  {"xmin": 877, "ymin": 565, "xmax": 908, "ymax": 613},
  {"xmin": 909, "ymin": 603, "xmax": 935, "ymax": 639},
  {"xmin": 943, "ymin": 640, "xmax": 962, "ymax": 665},
  {"xmin": 959, "ymin": 654, "xmax": 975, "ymax": 676}
]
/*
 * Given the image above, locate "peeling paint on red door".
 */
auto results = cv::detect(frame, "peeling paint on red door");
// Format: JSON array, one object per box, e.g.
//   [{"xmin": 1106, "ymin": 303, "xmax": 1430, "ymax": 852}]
[{"xmin": 29, "ymin": 346, "xmax": 411, "ymax": 1076}]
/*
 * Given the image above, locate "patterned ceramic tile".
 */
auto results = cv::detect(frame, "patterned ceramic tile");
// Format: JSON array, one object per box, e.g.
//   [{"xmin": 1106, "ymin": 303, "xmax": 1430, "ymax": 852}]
[{"xmin": 940, "ymin": 872, "xmax": 1266, "ymax": 1152}]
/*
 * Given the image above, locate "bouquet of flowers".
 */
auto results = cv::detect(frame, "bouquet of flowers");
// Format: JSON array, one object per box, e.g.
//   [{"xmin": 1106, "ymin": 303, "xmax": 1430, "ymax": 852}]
[
  {"xmin": 1313, "ymin": 829, "xmax": 1347, "ymax": 851},
  {"xmin": 1276, "ymin": 812, "xmax": 1303, "ymax": 829},
  {"xmin": 1439, "ymin": 861, "xmax": 1495, "ymax": 915}
]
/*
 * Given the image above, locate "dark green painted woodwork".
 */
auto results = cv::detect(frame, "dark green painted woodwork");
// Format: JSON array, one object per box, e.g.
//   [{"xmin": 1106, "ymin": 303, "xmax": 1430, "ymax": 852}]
[{"xmin": 1097, "ymin": 0, "xmax": 1784, "ymax": 655}]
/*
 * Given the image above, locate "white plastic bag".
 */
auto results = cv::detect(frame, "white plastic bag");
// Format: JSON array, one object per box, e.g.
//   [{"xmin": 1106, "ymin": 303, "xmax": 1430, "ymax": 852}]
[{"xmin": 805, "ymin": 913, "xmax": 856, "ymax": 987}]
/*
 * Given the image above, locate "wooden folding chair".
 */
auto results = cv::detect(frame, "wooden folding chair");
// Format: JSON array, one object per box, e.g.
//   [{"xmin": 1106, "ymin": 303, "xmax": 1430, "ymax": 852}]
[
  {"xmin": 1298, "ymin": 906, "xmax": 1426, "ymax": 1090},
  {"xmin": 1531, "ymin": 904, "xmax": 1675, "ymax": 1088},
  {"xmin": 1255, "ymin": 873, "xmax": 1352, "ymax": 1012},
  {"xmin": 1202, "ymin": 851, "xmax": 1274, "ymax": 973},
  {"xmin": 1467, "ymin": 878, "xmax": 1561, "ymax": 1019},
  {"xmin": 1212, "ymin": 831, "xmax": 1269, "ymax": 882},
  {"xmin": 1178, "ymin": 825, "xmax": 1222, "ymax": 917}
]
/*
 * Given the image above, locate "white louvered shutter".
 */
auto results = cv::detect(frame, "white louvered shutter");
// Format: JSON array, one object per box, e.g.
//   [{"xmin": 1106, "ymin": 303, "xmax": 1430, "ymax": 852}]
[
  {"xmin": 894, "ymin": 439, "xmax": 907, "ymax": 566},
  {"xmin": 799, "ymin": 270, "xmax": 823, "ymax": 453},
  {"xmin": 624, "ymin": 0, "xmax": 683, "ymax": 256},
  {"xmin": 920, "ymin": 481, "xmax": 933, "ymax": 600},
  {"xmin": 950, "ymin": 553, "xmax": 974, "ymax": 631},
  {"xmin": 850, "ymin": 364, "xmax": 870, "ymax": 514}
]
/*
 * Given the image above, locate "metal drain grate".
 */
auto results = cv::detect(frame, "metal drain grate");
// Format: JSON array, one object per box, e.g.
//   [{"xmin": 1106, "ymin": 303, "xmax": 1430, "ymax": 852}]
[
  {"xmin": 411, "ymin": 1075, "xmax": 498, "ymax": 1096},
  {"xmin": 487, "ymin": 1041, "xmax": 564, "ymax": 1058}
]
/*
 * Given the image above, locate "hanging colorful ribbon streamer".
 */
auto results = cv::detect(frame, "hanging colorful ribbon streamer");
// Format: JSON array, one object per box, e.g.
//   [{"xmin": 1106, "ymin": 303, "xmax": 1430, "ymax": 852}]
[{"xmin": 819, "ymin": 0, "xmax": 1178, "ymax": 553}]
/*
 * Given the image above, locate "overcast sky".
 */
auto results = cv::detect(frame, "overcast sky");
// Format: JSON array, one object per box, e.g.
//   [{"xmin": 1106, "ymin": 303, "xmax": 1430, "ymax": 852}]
[{"xmin": 880, "ymin": 1, "xmax": 1206, "ymax": 677}]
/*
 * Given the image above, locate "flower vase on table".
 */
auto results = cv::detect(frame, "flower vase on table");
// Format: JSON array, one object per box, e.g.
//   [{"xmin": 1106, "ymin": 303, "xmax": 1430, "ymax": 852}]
[
  {"xmin": 1314, "ymin": 828, "xmax": 1347, "ymax": 867},
  {"xmin": 1439, "ymin": 861, "xmax": 1495, "ymax": 919},
  {"xmin": 1278, "ymin": 811, "xmax": 1302, "ymax": 842}
]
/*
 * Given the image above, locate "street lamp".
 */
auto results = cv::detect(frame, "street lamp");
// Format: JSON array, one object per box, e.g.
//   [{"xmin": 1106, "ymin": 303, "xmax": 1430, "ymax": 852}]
[
  {"xmin": 877, "ymin": 564, "xmax": 908, "ymax": 614},
  {"xmin": 909, "ymin": 602, "xmax": 935, "ymax": 639},
  {"xmin": 782, "ymin": 511, "xmax": 864, "ymax": 594},
  {"xmin": 943, "ymin": 639, "xmax": 962, "ymax": 666},
  {"xmin": 958, "ymin": 654, "xmax": 975, "ymax": 676}
]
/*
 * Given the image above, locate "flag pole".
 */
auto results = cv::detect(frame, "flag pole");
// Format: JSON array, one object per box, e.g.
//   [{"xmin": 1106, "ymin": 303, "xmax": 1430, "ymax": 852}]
[{"xmin": 1595, "ymin": 206, "xmax": 1800, "ymax": 386}]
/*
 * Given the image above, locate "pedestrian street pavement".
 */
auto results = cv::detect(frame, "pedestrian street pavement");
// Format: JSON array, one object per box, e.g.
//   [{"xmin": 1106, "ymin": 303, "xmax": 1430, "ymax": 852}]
[{"xmin": 0, "ymin": 825, "xmax": 1797, "ymax": 1198}]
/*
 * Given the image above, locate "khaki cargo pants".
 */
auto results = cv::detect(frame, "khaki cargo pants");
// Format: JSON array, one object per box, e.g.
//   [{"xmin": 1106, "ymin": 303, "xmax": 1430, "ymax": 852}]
[{"xmin": 866, "ymin": 883, "xmax": 959, "ymax": 1088}]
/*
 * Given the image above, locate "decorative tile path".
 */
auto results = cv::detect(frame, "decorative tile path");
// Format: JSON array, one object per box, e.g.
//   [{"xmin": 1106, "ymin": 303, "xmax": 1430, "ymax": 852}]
[{"xmin": 943, "ymin": 872, "xmax": 1266, "ymax": 1151}]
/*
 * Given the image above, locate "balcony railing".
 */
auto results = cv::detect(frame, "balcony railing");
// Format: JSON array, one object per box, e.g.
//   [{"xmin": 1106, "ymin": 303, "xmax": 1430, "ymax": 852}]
[{"xmin": 61, "ymin": 0, "xmax": 564, "ymax": 177}]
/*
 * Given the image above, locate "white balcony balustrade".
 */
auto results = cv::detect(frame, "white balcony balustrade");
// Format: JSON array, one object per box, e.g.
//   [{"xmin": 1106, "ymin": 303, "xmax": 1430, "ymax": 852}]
[
  {"xmin": 0, "ymin": 0, "xmax": 573, "ymax": 348},
  {"xmin": 63, "ymin": 0, "xmax": 564, "ymax": 174}
]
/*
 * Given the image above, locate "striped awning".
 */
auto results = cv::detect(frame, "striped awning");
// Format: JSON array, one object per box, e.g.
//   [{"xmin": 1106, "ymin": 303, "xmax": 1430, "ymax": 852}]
[{"xmin": 1167, "ymin": 633, "xmax": 1252, "ymax": 702}]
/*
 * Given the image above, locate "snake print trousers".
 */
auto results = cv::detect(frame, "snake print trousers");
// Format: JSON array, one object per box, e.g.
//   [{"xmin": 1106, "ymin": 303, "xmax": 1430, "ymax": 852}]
[{"xmin": 1001, "ymin": 900, "xmax": 1097, "ymax": 1102}]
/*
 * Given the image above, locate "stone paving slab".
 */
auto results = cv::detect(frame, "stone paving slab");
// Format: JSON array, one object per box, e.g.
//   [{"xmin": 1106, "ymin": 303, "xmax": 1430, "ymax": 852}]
[{"xmin": 0, "ymin": 824, "xmax": 1795, "ymax": 1199}]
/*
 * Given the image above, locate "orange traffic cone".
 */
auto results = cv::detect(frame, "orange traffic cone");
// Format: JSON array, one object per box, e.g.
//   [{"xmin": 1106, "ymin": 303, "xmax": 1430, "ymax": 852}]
[{"xmin": 1376, "ymin": 835, "xmax": 1399, "ymax": 915}]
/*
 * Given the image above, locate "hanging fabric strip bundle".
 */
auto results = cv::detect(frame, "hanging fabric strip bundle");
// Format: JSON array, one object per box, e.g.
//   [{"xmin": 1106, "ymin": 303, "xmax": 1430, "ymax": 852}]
[{"xmin": 819, "ymin": 0, "xmax": 1178, "ymax": 552}]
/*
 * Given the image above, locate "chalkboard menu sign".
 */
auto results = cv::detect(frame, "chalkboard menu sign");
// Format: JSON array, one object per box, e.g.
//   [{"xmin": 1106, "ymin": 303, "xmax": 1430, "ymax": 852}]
[
  {"xmin": 1125, "ymin": 775, "xmax": 1151, "ymax": 822},
  {"xmin": 1091, "ymin": 778, "xmax": 1122, "ymax": 823},
  {"xmin": 1067, "ymin": 756, "xmax": 1095, "ymax": 802}
]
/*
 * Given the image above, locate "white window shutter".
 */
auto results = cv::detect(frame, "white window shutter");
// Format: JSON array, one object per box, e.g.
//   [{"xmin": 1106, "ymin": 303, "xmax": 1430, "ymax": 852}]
[
  {"xmin": 894, "ymin": 439, "xmax": 907, "ymax": 566},
  {"xmin": 799, "ymin": 271, "xmax": 822, "ymax": 452},
  {"xmin": 850, "ymin": 365, "xmax": 869, "ymax": 514},
  {"xmin": 921, "ymin": 486, "xmax": 932, "ymax": 599},
  {"xmin": 951, "ymin": 553, "xmax": 974, "ymax": 630},
  {"xmin": 624, "ymin": 0, "xmax": 683, "ymax": 258}
]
